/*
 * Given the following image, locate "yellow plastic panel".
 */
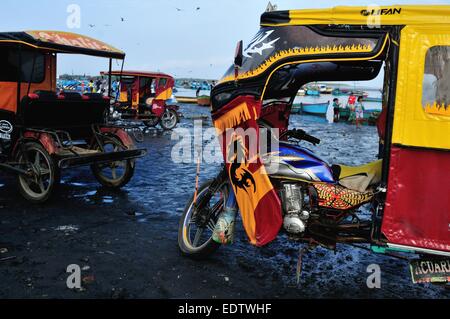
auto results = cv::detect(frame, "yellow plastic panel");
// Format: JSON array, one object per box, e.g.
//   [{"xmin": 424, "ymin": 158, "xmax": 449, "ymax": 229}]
[
  {"xmin": 392, "ymin": 25, "xmax": 450, "ymax": 150},
  {"xmin": 262, "ymin": 6, "xmax": 450, "ymax": 27}
]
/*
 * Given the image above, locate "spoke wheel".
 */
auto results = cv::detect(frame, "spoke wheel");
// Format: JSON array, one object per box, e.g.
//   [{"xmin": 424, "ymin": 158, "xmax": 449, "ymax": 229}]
[
  {"xmin": 178, "ymin": 179, "xmax": 229, "ymax": 259},
  {"xmin": 91, "ymin": 136, "xmax": 135, "ymax": 189},
  {"xmin": 16, "ymin": 142, "xmax": 56, "ymax": 203},
  {"xmin": 160, "ymin": 109, "xmax": 179, "ymax": 130}
]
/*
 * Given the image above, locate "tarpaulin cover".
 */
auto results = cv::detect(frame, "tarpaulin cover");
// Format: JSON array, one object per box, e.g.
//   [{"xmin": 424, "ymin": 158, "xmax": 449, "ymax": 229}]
[
  {"xmin": 0, "ymin": 31, "xmax": 125, "ymax": 59},
  {"xmin": 382, "ymin": 146, "xmax": 450, "ymax": 252}
]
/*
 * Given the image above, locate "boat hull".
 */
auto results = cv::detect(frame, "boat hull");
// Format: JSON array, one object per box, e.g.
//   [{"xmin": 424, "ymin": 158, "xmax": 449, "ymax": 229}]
[
  {"xmin": 197, "ymin": 95, "xmax": 211, "ymax": 106},
  {"xmin": 301, "ymin": 102, "xmax": 330, "ymax": 116}
]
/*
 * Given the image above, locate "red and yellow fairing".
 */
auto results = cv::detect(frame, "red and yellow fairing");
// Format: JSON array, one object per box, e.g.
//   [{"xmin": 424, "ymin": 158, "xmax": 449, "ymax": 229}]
[
  {"xmin": 212, "ymin": 96, "xmax": 282, "ymax": 246},
  {"xmin": 156, "ymin": 87, "xmax": 173, "ymax": 101}
]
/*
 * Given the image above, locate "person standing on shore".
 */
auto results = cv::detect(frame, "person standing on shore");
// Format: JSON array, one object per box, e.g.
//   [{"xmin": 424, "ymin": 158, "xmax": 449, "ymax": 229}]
[
  {"xmin": 332, "ymin": 98, "xmax": 341, "ymax": 122},
  {"xmin": 88, "ymin": 79, "xmax": 94, "ymax": 93},
  {"xmin": 112, "ymin": 80, "xmax": 119, "ymax": 100},
  {"xmin": 355, "ymin": 96, "xmax": 365, "ymax": 129}
]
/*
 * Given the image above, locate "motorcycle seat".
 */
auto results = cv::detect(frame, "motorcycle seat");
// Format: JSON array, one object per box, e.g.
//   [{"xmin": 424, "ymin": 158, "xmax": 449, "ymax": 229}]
[{"xmin": 331, "ymin": 160, "xmax": 383, "ymax": 193}]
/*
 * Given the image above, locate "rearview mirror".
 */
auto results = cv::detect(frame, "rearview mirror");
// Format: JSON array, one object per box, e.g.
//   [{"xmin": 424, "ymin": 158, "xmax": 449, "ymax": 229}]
[{"xmin": 234, "ymin": 40, "xmax": 243, "ymax": 68}]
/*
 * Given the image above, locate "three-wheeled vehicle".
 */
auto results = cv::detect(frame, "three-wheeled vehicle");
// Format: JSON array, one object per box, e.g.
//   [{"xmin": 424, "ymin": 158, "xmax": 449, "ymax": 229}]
[
  {"xmin": 178, "ymin": 5, "xmax": 450, "ymax": 283},
  {"xmin": 0, "ymin": 31, "xmax": 146, "ymax": 203},
  {"xmin": 106, "ymin": 71, "xmax": 179, "ymax": 130}
]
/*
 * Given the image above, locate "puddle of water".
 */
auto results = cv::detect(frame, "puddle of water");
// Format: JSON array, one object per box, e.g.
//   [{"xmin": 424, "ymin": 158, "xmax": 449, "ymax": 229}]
[
  {"xmin": 54, "ymin": 225, "xmax": 79, "ymax": 232},
  {"xmin": 68, "ymin": 182, "xmax": 87, "ymax": 187}
]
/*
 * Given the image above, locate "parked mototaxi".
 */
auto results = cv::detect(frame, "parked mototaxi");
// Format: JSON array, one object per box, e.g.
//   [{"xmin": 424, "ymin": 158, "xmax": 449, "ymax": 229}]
[
  {"xmin": 179, "ymin": 6, "xmax": 450, "ymax": 283},
  {"xmin": 105, "ymin": 70, "xmax": 179, "ymax": 130},
  {"xmin": 0, "ymin": 31, "xmax": 146, "ymax": 203}
]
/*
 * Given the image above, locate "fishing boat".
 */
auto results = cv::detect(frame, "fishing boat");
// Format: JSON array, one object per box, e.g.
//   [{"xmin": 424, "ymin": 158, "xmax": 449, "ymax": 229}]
[
  {"xmin": 353, "ymin": 90, "xmax": 369, "ymax": 98},
  {"xmin": 197, "ymin": 95, "xmax": 211, "ymax": 106},
  {"xmin": 292, "ymin": 102, "xmax": 330, "ymax": 115},
  {"xmin": 363, "ymin": 97, "xmax": 383, "ymax": 103},
  {"xmin": 306, "ymin": 89, "xmax": 320, "ymax": 96},
  {"xmin": 339, "ymin": 108, "xmax": 381, "ymax": 124},
  {"xmin": 318, "ymin": 84, "xmax": 327, "ymax": 93},
  {"xmin": 302, "ymin": 102, "xmax": 329, "ymax": 116},
  {"xmin": 332, "ymin": 88, "xmax": 350, "ymax": 96},
  {"xmin": 291, "ymin": 103, "xmax": 302, "ymax": 114},
  {"xmin": 176, "ymin": 96, "xmax": 198, "ymax": 104}
]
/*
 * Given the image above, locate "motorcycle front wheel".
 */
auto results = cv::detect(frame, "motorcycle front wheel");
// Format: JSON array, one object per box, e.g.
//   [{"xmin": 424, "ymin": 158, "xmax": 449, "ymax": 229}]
[{"xmin": 178, "ymin": 179, "xmax": 229, "ymax": 259}]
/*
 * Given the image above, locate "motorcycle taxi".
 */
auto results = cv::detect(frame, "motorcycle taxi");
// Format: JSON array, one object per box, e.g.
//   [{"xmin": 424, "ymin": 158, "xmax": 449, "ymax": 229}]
[
  {"xmin": 0, "ymin": 31, "xmax": 146, "ymax": 203},
  {"xmin": 178, "ymin": 5, "xmax": 450, "ymax": 284}
]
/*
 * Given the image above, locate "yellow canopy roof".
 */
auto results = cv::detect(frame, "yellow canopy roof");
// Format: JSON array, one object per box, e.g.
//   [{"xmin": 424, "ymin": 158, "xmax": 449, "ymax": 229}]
[{"xmin": 261, "ymin": 5, "xmax": 450, "ymax": 26}]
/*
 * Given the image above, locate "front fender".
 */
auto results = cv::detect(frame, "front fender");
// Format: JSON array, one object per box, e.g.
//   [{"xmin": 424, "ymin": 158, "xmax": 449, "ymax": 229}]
[{"xmin": 166, "ymin": 104, "xmax": 180, "ymax": 112}]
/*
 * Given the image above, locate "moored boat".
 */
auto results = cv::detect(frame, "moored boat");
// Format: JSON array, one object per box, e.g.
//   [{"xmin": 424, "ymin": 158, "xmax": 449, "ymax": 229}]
[
  {"xmin": 332, "ymin": 88, "xmax": 350, "ymax": 96},
  {"xmin": 339, "ymin": 108, "xmax": 381, "ymax": 124},
  {"xmin": 363, "ymin": 97, "xmax": 383, "ymax": 103},
  {"xmin": 301, "ymin": 102, "xmax": 329, "ymax": 116},
  {"xmin": 292, "ymin": 102, "xmax": 330, "ymax": 115},
  {"xmin": 197, "ymin": 95, "xmax": 211, "ymax": 106},
  {"xmin": 306, "ymin": 89, "xmax": 320, "ymax": 96},
  {"xmin": 176, "ymin": 96, "xmax": 198, "ymax": 104}
]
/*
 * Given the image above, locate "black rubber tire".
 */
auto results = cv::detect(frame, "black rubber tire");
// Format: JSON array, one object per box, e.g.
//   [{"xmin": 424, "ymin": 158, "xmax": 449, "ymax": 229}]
[
  {"xmin": 160, "ymin": 109, "xmax": 179, "ymax": 130},
  {"xmin": 143, "ymin": 117, "xmax": 159, "ymax": 128},
  {"xmin": 91, "ymin": 136, "xmax": 135, "ymax": 189},
  {"xmin": 178, "ymin": 179, "xmax": 228, "ymax": 259},
  {"xmin": 16, "ymin": 142, "xmax": 57, "ymax": 204}
]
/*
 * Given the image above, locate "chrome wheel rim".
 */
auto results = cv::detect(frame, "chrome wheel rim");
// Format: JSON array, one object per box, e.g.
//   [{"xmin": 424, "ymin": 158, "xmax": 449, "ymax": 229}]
[{"xmin": 182, "ymin": 182, "xmax": 227, "ymax": 251}]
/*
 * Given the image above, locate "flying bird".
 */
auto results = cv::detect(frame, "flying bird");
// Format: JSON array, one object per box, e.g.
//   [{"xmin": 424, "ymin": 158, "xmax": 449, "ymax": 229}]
[
  {"xmin": 196, "ymin": 7, "xmax": 200, "ymax": 10},
  {"xmin": 121, "ymin": 17, "xmax": 125, "ymax": 22},
  {"xmin": 88, "ymin": 24, "xmax": 95, "ymax": 28},
  {"xmin": 176, "ymin": 7, "xmax": 182, "ymax": 11}
]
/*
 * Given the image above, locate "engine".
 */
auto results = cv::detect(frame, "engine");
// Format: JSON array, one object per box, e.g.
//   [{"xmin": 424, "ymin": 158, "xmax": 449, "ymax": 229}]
[{"xmin": 280, "ymin": 183, "xmax": 310, "ymax": 235}]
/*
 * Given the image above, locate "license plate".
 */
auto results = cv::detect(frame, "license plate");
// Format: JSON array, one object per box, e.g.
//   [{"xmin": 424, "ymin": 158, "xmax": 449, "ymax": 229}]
[{"xmin": 410, "ymin": 258, "xmax": 450, "ymax": 284}]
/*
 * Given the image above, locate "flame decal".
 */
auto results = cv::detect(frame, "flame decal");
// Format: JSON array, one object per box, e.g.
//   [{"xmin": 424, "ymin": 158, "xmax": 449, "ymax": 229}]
[
  {"xmin": 220, "ymin": 43, "xmax": 374, "ymax": 84},
  {"xmin": 424, "ymin": 102, "xmax": 450, "ymax": 116}
]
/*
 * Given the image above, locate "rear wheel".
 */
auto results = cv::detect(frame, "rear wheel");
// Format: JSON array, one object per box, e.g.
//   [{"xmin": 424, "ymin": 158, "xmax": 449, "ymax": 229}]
[
  {"xmin": 91, "ymin": 136, "xmax": 135, "ymax": 188},
  {"xmin": 178, "ymin": 179, "xmax": 228, "ymax": 259},
  {"xmin": 160, "ymin": 109, "xmax": 179, "ymax": 130},
  {"xmin": 16, "ymin": 142, "xmax": 57, "ymax": 204}
]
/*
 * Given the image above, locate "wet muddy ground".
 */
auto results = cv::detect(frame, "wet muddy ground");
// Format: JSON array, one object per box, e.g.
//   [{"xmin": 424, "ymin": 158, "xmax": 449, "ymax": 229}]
[{"xmin": 0, "ymin": 103, "xmax": 448, "ymax": 299}]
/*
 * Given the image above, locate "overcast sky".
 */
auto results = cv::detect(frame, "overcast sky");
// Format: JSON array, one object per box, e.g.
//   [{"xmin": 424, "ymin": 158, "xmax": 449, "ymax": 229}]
[{"xmin": 1, "ymin": 0, "xmax": 448, "ymax": 87}]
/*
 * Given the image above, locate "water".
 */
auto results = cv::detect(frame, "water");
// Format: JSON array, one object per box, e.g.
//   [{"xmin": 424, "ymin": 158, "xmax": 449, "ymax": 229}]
[
  {"xmin": 175, "ymin": 88, "xmax": 383, "ymax": 111},
  {"xmin": 294, "ymin": 90, "xmax": 383, "ymax": 111}
]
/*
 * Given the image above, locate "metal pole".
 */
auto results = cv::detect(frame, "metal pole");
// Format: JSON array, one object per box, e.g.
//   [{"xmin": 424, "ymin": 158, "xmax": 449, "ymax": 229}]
[
  {"xmin": 27, "ymin": 51, "xmax": 37, "ymax": 95},
  {"xmin": 382, "ymin": 29, "xmax": 401, "ymax": 185},
  {"xmin": 108, "ymin": 58, "xmax": 112, "ymax": 98},
  {"xmin": 16, "ymin": 45, "xmax": 22, "ymax": 112}
]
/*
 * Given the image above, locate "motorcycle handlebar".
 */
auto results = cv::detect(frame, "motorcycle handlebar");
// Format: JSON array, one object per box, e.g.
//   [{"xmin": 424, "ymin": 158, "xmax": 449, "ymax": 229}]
[{"xmin": 288, "ymin": 129, "xmax": 321, "ymax": 145}]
